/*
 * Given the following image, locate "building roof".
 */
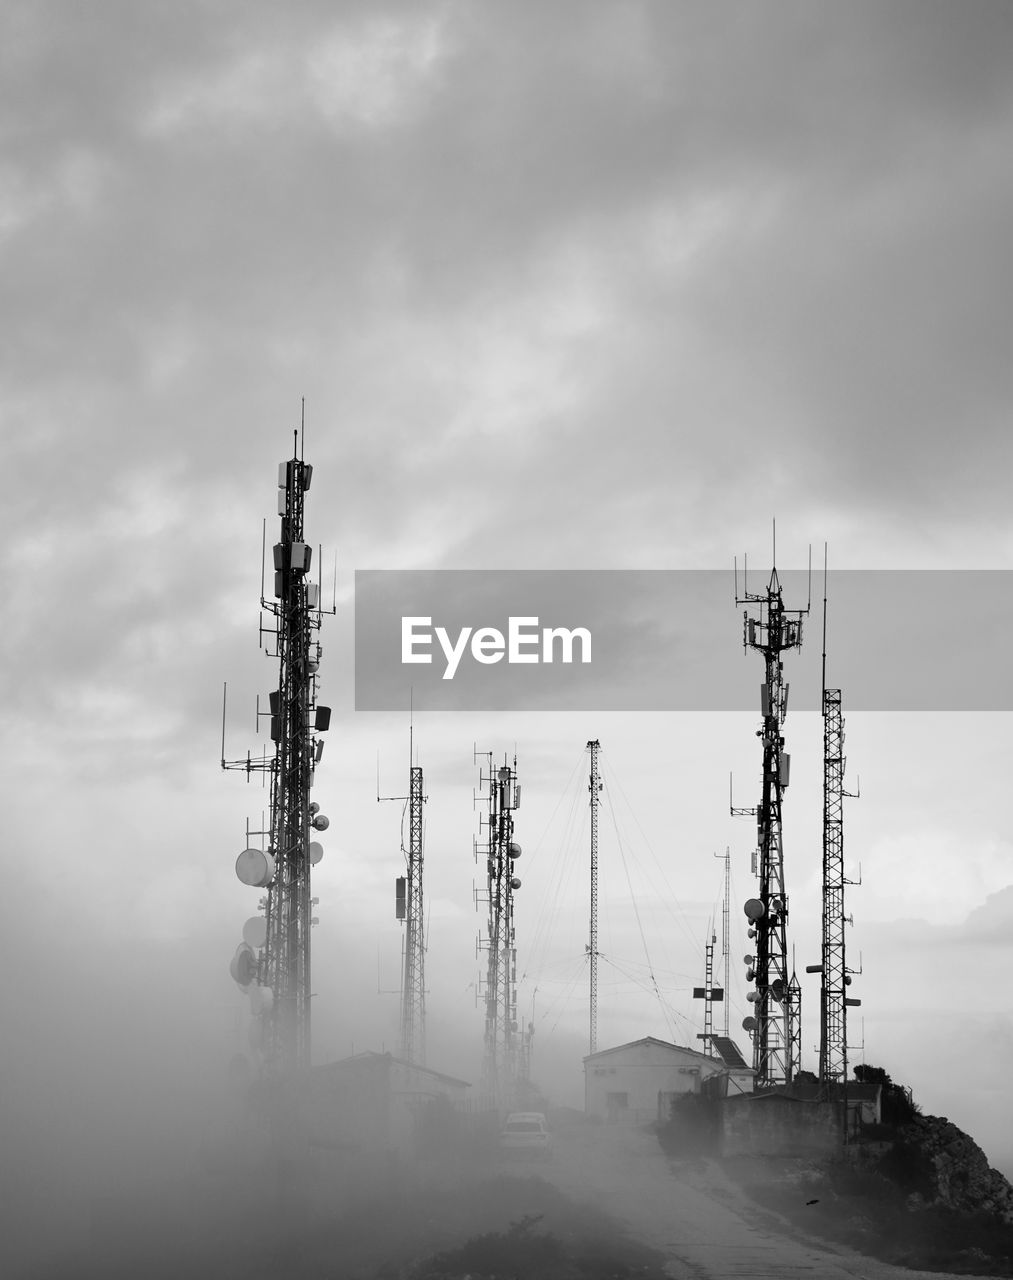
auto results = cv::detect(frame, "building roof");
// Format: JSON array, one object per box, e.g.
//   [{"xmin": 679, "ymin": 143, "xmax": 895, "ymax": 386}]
[{"xmin": 583, "ymin": 1036, "xmax": 717, "ymax": 1066}]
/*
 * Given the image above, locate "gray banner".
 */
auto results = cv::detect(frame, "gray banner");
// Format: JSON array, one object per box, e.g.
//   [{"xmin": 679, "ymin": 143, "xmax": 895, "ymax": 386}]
[{"xmin": 354, "ymin": 569, "xmax": 1013, "ymax": 711}]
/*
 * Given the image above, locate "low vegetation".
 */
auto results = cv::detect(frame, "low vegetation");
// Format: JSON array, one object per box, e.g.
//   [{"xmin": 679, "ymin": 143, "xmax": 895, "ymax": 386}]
[
  {"xmin": 411, "ymin": 1207, "xmax": 668, "ymax": 1280},
  {"xmin": 698, "ymin": 1064, "xmax": 1013, "ymax": 1276},
  {"xmin": 726, "ymin": 1154, "xmax": 1013, "ymax": 1276}
]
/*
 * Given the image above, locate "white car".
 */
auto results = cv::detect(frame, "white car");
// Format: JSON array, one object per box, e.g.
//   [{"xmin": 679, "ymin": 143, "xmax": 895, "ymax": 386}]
[{"xmin": 499, "ymin": 1111, "xmax": 552, "ymax": 1159}]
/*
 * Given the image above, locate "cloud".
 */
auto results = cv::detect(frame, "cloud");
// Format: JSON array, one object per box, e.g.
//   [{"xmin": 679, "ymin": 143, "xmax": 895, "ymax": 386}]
[{"xmin": 4, "ymin": 5, "xmax": 1013, "ymax": 1238}]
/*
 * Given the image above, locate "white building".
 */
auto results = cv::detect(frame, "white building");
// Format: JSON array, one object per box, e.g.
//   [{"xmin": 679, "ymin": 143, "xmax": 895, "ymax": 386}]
[{"xmin": 584, "ymin": 1036, "xmax": 753, "ymax": 1124}]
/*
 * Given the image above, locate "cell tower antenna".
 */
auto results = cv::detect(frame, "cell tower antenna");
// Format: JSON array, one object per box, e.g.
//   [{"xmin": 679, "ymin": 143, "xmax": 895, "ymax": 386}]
[
  {"xmin": 222, "ymin": 437, "xmax": 332, "ymax": 1082},
  {"xmin": 733, "ymin": 538, "xmax": 808, "ymax": 1088},
  {"xmin": 475, "ymin": 751, "xmax": 523, "ymax": 1110},
  {"xmin": 587, "ymin": 740, "xmax": 602, "ymax": 1056}
]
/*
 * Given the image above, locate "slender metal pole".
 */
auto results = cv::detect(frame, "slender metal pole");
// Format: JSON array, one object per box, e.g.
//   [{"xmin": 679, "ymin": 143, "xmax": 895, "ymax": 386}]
[{"xmin": 588, "ymin": 740, "xmax": 601, "ymax": 1057}]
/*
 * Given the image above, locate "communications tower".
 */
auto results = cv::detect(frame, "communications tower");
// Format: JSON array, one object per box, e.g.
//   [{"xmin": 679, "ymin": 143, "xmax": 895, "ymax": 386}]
[
  {"xmin": 475, "ymin": 752, "xmax": 522, "ymax": 1109},
  {"xmin": 733, "ymin": 558, "xmax": 807, "ymax": 1087},
  {"xmin": 718, "ymin": 849, "xmax": 731, "ymax": 1037},
  {"xmin": 386, "ymin": 736, "xmax": 427, "ymax": 1066},
  {"xmin": 693, "ymin": 930, "xmax": 722, "ymax": 1055},
  {"xmin": 807, "ymin": 572, "xmax": 860, "ymax": 1099},
  {"xmin": 224, "ymin": 433, "xmax": 331, "ymax": 1080},
  {"xmin": 587, "ymin": 739, "xmax": 602, "ymax": 1057}
]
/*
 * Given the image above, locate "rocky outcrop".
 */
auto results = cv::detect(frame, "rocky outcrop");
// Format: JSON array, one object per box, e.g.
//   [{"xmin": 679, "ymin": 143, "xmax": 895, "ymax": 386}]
[{"xmin": 886, "ymin": 1114, "xmax": 1013, "ymax": 1224}]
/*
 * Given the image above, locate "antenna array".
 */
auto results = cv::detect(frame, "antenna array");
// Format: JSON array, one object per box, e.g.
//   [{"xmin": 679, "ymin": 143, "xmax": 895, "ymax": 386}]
[
  {"xmin": 475, "ymin": 752, "xmax": 522, "ymax": 1110},
  {"xmin": 224, "ymin": 436, "xmax": 331, "ymax": 1079},
  {"xmin": 733, "ymin": 560, "xmax": 808, "ymax": 1087}
]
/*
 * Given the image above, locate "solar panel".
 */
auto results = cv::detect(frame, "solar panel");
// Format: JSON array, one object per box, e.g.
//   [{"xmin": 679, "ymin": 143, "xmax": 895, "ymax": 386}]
[{"xmin": 711, "ymin": 1036, "xmax": 748, "ymax": 1069}]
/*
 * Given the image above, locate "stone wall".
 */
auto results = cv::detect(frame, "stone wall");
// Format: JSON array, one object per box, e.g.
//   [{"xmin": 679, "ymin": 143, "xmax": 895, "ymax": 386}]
[{"xmin": 720, "ymin": 1095, "xmax": 843, "ymax": 1157}]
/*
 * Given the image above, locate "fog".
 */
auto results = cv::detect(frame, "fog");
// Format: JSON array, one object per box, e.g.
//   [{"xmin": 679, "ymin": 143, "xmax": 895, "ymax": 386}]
[{"xmin": 6, "ymin": 1, "xmax": 1013, "ymax": 1272}]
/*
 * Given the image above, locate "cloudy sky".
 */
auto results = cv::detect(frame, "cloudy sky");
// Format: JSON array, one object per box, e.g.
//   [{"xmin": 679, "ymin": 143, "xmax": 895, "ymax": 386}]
[{"xmin": 4, "ymin": 0, "xmax": 1013, "ymax": 1249}]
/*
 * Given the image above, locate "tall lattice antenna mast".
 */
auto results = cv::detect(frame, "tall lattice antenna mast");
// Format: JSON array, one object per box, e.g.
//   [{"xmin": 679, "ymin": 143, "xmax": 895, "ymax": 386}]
[
  {"xmin": 475, "ymin": 751, "xmax": 522, "ymax": 1110},
  {"xmin": 787, "ymin": 962, "xmax": 802, "ymax": 1076},
  {"xmin": 401, "ymin": 760, "xmax": 426, "ymax": 1065},
  {"xmin": 716, "ymin": 848, "xmax": 731, "ymax": 1037},
  {"xmin": 381, "ymin": 722, "xmax": 427, "ymax": 1066},
  {"xmin": 807, "ymin": 548, "xmax": 861, "ymax": 1105},
  {"xmin": 693, "ymin": 928, "xmax": 721, "ymax": 1055},
  {"xmin": 587, "ymin": 739, "xmax": 602, "ymax": 1057},
  {"xmin": 732, "ymin": 540, "xmax": 809, "ymax": 1087},
  {"xmin": 223, "ymin": 429, "xmax": 332, "ymax": 1080}
]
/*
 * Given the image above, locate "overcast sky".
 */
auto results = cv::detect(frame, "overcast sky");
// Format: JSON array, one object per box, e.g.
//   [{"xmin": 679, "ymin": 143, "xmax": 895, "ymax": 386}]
[{"xmin": 4, "ymin": 0, "xmax": 1013, "ymax": 1248}]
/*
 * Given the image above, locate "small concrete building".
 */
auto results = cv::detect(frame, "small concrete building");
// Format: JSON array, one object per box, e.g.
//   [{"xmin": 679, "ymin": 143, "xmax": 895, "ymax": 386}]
[
  {"xmin": 719, "ymin": 1079, "xmax": 883, "ymax": 1156},
  {"xmin": 721, "ymin": 1090, "xmax": 843, "ymax": 1156},
  {"xmin": 304, "ymin": 1051, "xmax": 471, "ymax": 1156},
  {"xmin": 584, "ymin": 1036, "xmax": 750, "ymax": 1124}
]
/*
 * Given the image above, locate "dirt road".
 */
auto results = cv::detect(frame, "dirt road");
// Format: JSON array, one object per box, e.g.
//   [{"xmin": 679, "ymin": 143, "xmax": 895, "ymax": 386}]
[{"xmin": 538, "ymin": 1118, "xmax": 994, "ymax": 1280}]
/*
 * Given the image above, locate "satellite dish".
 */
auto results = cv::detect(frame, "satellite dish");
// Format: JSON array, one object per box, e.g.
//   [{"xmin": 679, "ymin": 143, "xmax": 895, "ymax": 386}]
[
  {"xmin": 743, "ymin": 898, "xmax": 765, "ymax": 922},
  {"xmin": 742, "ymin": 1016, "xmax": 757, "ymax": 1032},
  {"xmin": 309, "ymin": 801, "xmax": 320, "ymax": 815},
  {"xmin": 309, "ymin": 841, "xmax": 323, "ymax": 866},
  {"xmin": 508, "ymin": 842, "xmax": 522, "ymax": 858},
  {"xmin": 510, "ymin": 876, "xmax": 521, "ymax": 890},
  {"xmin": 311, "ymin": 813, "xmax": 329, "ymax": 831},
  {"xmin": 242, "ymin": 916, "xmax": 267, "ymax": 949},
  {"xmin": 229, "ymin": 943, "xmax": 257, "ymax": 987},
  {"xmin": 746, "ymin": 990, "xmax": 760, "ymax": 1002},
  {"xmin": 743, "ymin": 954, "xmax": 754, "ymax": 965},
  {"xmin": 236, "ymin": 848, "xmax": 275, "ymax": 888}
]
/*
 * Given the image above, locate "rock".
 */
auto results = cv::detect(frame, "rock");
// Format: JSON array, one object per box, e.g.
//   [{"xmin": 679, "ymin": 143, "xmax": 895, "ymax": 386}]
[{"xmin": 888, "ymin": 1114, "xmax": 1013, "ymax": 1225}]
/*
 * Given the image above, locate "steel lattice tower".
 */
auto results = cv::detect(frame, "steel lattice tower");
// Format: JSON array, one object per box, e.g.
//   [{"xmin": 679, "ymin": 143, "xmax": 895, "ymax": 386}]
[
  {"xmin": 807, "ymin": 573, "xmax": 861, "ymax": 1105},
  {"xmin": 399, "ymin": 763, "xmax": 426, "ymax": 1065},
  {"xmin": 476, "ymin": 753, "xmax": 522, "ymax": 1109},
  {"xmin": 224, "ymin": 434, "xmax": 330, "ymax": 1081},
  {"xmin": 693, "ymin": 932, "xmax": 721, "ymax": 1055},
  {"xmin": 719, "ymin": 849, "xmax": 731, "ymax": 1037},
  {"xmin": 787, "ymin": 967, "xmax": 802, "ymax": 1078},
  {"xmin": 734, "ymin": 564, "xmax": 806, "ymax": 1087},
  {"xmin": 817, "ymin": 685, "xmax": 862, "ymax": 1092},
  {"xmin": 820, "ymin": 688, "xmax": 847, "ymax": 1088},
  {"xmin": 588, "ymin": 739, "xmax": 601, "ymax": 1057}
]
